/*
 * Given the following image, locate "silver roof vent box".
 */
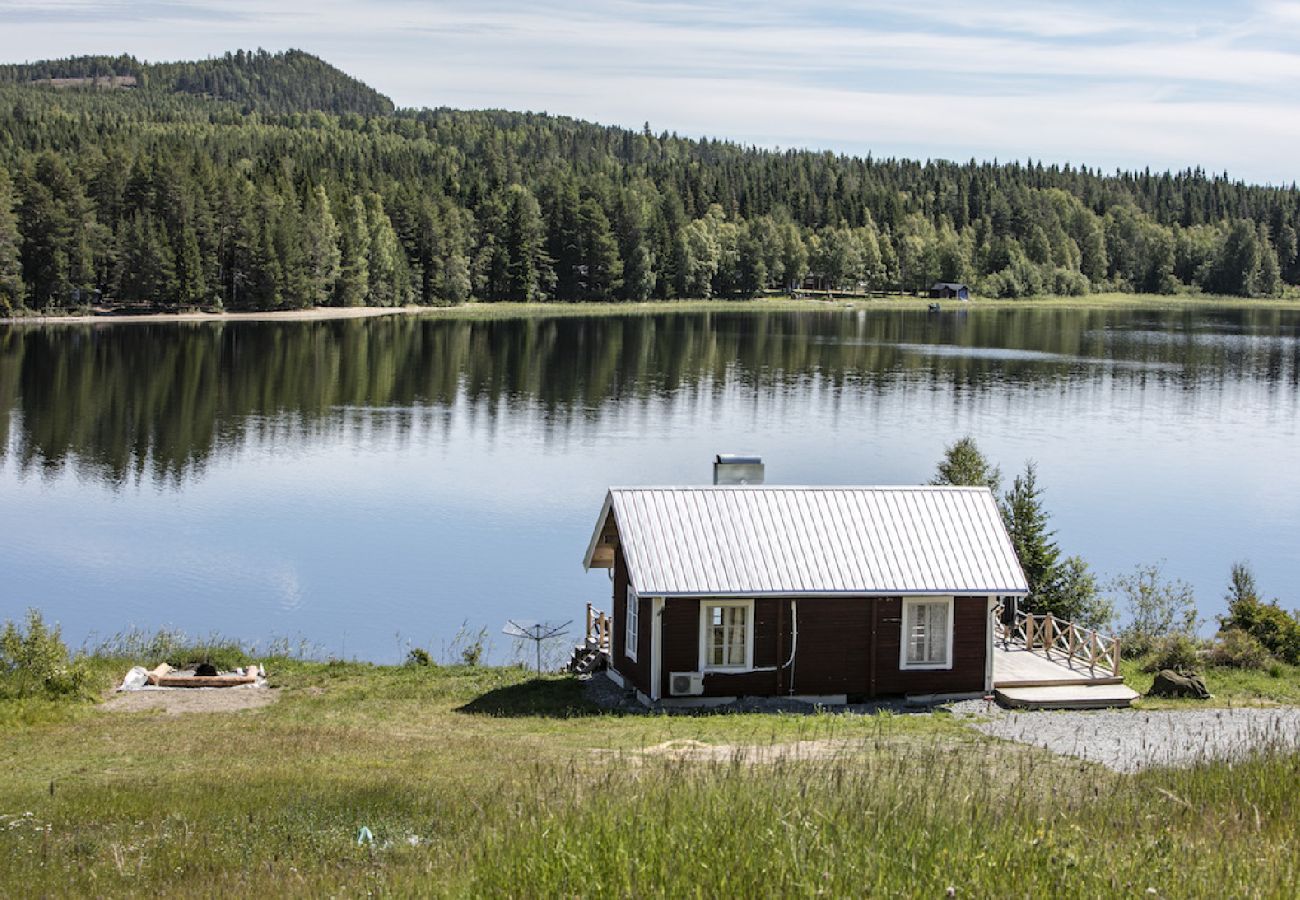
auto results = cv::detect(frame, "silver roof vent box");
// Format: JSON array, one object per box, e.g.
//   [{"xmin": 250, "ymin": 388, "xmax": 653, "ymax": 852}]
[{"xmin": 713, "ymin": 454, "xmax": 764, "ymax": 485}]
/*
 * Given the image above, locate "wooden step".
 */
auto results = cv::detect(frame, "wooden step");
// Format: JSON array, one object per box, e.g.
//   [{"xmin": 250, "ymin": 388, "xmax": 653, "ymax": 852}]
[
  {"xmin": 995, "ymin": 675, "xmax": 1126, "ymax": 688},
  {"xmin": 995, "ymin": 684, "xmax": 1140, "ymax": 710}
]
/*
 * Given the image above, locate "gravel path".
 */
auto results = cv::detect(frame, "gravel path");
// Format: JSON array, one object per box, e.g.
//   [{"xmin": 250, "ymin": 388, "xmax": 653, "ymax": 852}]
[{"xmin": 968, "ymin": 707, "xmax": 1300, "ymax": 772}]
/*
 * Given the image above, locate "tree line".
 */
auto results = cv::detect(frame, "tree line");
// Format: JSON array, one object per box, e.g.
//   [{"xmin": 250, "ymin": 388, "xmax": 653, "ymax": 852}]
[{"xmin": 1, "ymin": 50, "xmax": 1299, "ymax": 314}]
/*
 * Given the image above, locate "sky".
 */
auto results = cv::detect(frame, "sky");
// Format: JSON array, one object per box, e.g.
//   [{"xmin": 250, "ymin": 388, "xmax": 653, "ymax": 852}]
[{"xmin": 3, "ymin": 1, "xmax": 1300, "ymax": 184}]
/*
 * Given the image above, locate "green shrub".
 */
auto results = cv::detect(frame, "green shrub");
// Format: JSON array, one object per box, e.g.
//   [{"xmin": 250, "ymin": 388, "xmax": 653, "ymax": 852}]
[
  {"xmin": 405, "ymin": 647, "xmax": 434, "ymax": 667},
  {"xmin": 1142, "ymin": 633, "xmax": 1203, "ymax": 673},
  {"xmin": 1113, "ymin": 562, "xmax": 1200, "ymax": 656},
  {"xmin": 1205, "ymin": 629, "xmax": 1271, "ymax": 669},
  {"xmin": 1222, "ymin": 599, "xmax": 1300, "ymax": 665},
  {"xmin": 0, "ymin": 609, "xmax": 90, "ymax": 699},
  {"xmin": 1218, "ymin": 563, "xmax": 1300, "ymax": 664}
]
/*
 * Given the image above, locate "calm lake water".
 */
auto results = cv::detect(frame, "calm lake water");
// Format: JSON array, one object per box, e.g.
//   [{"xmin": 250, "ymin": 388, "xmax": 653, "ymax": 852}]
[{"xmin": 2, "ymin": 306, "xmax": 1298, "ymax": 662}]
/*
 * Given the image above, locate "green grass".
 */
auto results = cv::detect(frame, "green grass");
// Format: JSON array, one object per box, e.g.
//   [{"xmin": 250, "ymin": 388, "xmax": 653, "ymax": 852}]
[
  {"xmin": 2, "ymin": 658, "xmax": 1298, "ymax": 896},
  {"xmin": 1122, "ymin": 657, "xmax": 1300, "ymax": 709}
]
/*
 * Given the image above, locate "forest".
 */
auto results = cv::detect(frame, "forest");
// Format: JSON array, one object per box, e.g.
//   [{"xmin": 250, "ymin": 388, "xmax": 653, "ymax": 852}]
[{"xmin": 0, "ymin": 49, "xmax": 1298, "ymax": 313}]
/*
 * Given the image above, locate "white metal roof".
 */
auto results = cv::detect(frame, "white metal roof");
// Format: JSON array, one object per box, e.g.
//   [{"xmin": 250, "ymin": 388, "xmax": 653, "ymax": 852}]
[{"xmin": 583, "ymin": 486, "xmax": 1029, "ymax": 597}]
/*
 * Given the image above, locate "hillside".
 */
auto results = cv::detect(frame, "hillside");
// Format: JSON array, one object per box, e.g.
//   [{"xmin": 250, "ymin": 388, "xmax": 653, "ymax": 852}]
[
  {"xmin": 0, "ymin": 51, "xmax": 1297, "ymax": 313},
  {"xmin": 0, "ymin": 49, "xmax": 394, "ymax": 116}
]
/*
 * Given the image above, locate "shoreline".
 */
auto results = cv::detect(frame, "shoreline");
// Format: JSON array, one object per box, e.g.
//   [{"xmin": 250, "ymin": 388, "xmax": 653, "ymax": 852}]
[{"xmin": 4, "ymin": 292, "xmax": 1300, "ymax": 326}]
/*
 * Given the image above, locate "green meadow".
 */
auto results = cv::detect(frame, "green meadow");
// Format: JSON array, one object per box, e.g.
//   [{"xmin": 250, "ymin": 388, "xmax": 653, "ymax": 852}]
[{"xmin": 2, "ymin": 658, "xmax": 1298, "ymax": 897}]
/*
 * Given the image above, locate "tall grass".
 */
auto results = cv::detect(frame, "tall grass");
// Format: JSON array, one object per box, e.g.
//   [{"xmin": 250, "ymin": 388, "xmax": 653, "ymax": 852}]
[
  {"xmin": 86, "ymin": 626, "xmax": 319, "ymax": 670},
  {"xmin": 0, "ymin": 663, "xmax": 1297, "ymax": 896}
]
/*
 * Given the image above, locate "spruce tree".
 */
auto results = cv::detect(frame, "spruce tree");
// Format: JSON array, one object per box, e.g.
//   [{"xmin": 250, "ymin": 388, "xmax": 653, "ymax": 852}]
[
  {"xmin": 502, "ymin": 185, "xmax": 551, "ymax": 301},
  {"xmin": 335, "ymin": 194, "xmax": 370, "ymax": 306},
  {"xmin": 436, "ymin": 198, "xmax": 473, "ymax": 304},
  {"xmin": 547, "ymin": 181, "xmax": 582, "ymax": 300},
  {"xmin": 931, "ymin": 437, "xmax": 1001, "ymax": 492},
  {"xmin": 173, "ymin": 222, "xmax": 207, "ymax": 307},
  {"xmin": 1257, "ymin": 225, "xmax": 1282, "ymax": 297},
  {"xmin": 302, "ymin": 186, "xmax": 341, "ymax": 307},
  {"xmin": 365, "ymin": 193, "xmax": 411, "ymax": 307},
  {"xmin": 1001, "ymin": 462, "xmax": 1061, "ymax": 612},
  {"xmin": 0, "ymin": 170, "xmax": 23, "ymax": 312},
  {"xmin": 577, "ymin": 198, "xmax": 622, "ymax": 300}
]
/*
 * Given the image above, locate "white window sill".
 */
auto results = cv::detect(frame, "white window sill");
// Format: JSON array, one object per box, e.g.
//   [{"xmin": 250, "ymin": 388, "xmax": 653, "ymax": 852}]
[{"xmin": 900, "ymin": 662, "xmax": 953, "ymax": 671}]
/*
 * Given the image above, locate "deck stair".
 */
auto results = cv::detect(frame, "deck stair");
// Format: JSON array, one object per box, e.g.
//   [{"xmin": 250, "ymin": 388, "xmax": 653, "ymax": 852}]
[
  {"xmin": 566, "ymin": 603, "xmax": 611, "ymax": 675},
  {"xmin": 993, "ymin": 611, "xmax": 1138, "ymax": 709}
]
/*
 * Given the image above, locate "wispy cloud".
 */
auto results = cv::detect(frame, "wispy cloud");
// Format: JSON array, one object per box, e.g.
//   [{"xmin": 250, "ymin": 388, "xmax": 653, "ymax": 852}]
[{"xmin": 0, "ymin": 1, "xmax": 1297, "ymax": 182}]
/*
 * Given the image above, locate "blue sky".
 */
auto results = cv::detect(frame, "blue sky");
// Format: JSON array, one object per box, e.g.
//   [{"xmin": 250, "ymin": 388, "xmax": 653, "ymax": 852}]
[{"xmin": 3, "ymin": 1, "xmax": 1300, "ymax": 183}]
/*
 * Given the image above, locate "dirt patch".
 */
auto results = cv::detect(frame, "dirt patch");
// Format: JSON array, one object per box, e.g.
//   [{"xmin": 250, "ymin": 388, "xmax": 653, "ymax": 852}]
[{"xmin": 100, "ymin": 687, "xmax": 278, "ymax": 716}]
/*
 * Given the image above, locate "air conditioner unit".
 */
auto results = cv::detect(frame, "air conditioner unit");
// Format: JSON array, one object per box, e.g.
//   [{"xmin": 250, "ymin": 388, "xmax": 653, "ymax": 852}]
[{"xmin": 669, "ymin": 671, "xmax": 705, "ymax": 696}]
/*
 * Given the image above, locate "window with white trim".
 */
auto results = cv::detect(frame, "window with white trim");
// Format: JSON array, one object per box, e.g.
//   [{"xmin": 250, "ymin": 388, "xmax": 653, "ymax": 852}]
[
  {"xmin": 625, "ymin": 586, "xmax": 639, "ymax": 661},
  {"xmin": 700, "ymin": 600, "xmax": 753, "ymax": 670},
  {"xmin": 901, "ymin": 598, "xmax": 953, "ymax": 669}
]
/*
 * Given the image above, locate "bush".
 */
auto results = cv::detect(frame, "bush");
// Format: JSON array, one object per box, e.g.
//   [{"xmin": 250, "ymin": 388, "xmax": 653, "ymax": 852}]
[
  {"xmin": 1112, "ymin": 562, "xmax": 1200, "ymax": 656},
  {"xmin": 405, "ymin": 647, "xmax": 434, "ymax": 667},
  {"xmin": 1218, "ymin": 563, "xmax": 1300, "ymax": 665},
  {"xmin": 1222, "ymin": 596, "xmax": 1300, "ymax": 665},
  {"xmin": 1142, "ymin": 633, "xmax": 1203, "ymax": 674},
  {"xmin": 0, "ymin": 609, "xmax": 90, "ymax": 699},
  {"xmin": 1206, "ymin": 629, "xmax": 1271, "ymax": 669}
]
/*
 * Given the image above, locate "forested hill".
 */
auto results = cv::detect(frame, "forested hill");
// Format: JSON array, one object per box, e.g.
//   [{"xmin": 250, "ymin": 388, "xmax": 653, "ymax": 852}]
[
  {"xmin": 0, "ymin": 51, "xmax": 1298, "ymax": 314},
  {"xmin": 0, "ymin": 50, "xmax": 395, "ymax": 116}
]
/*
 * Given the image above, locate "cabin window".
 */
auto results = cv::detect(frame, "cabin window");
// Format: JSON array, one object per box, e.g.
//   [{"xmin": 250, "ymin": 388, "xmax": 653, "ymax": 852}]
[
  {"xmin": 901, "ymin": 598, "xmax": 953, "ymax": 670},
  {"xmin": 700, "ymin": 600, "xmax": 753, "ymax": 671},
  {"xmin": 625, "ymin": 587, "xmax": 639, "ymax": 662}
]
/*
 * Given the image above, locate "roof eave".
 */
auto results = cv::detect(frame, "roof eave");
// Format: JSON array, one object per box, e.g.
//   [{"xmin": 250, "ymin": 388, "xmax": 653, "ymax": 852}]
[{"xmin": 633, "ymin": 588, "xmax": 1030, "ymax": 598}]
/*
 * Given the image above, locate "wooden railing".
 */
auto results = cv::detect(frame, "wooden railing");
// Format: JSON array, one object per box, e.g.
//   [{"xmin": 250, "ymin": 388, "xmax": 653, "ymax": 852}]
[
  {"xmin": 996, "ymin": 609, "xmax": 1121, "ymax": 677},
  {"xmin": 585, "ymin": 603, "xmax": 611, "ymax": 654}
]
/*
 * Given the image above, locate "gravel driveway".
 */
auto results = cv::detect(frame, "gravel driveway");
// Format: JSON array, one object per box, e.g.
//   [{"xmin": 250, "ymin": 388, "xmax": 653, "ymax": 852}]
[{"xmin": 967, "ymin": 706, "xmax": 1300, "ymax": 772}]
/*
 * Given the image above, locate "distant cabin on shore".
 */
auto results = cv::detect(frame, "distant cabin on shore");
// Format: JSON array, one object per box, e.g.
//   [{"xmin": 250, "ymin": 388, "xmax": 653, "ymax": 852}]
[{"xmin": 929, "ymin": 282, "xmax": 970, "ymax": 300}]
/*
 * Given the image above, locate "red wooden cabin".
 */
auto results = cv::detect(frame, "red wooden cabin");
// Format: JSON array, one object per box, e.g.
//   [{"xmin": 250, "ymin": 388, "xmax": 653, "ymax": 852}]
[{"xmin": 583, "ymin": 485, "xmax": 1028, "ymax": 706}]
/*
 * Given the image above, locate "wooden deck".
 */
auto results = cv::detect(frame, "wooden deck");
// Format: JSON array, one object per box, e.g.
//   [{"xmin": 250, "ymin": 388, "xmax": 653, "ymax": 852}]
[{"xmin": 993, "ymin": 646, "xmax": 1138, "ymax": 709}]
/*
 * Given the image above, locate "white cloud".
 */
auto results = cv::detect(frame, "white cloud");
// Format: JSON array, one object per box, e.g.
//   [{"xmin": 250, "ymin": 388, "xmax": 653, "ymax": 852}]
[{"xmin": 0, "ymin": 1, "xmax": 1297, "ymax": 182}]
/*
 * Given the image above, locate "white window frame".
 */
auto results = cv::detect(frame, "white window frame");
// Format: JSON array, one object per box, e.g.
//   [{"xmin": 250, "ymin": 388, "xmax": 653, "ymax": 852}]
[
  {"xmin": 624, "ymin": 586, "xmax": 639, "ymax": 662},
  {"xmin": 698, "ymin": 599, "xmax": 755, "ymax": 672},
  {"xmin": 899, "ymin": 596, "xmax": 954, "ymax": 671}
]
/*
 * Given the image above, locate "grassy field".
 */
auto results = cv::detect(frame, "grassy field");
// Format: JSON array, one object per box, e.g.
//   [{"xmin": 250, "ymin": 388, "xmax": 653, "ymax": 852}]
[{"xmin": 2, "ymin": 660, "xmax": 1298, "ymax": 897}]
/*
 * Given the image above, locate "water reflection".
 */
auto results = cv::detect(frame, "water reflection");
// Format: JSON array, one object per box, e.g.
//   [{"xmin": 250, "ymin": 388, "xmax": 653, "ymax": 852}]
[
  {"xmin": 4, "ymin": 306, "xmax": 1298, "ymax": 486},
  {"xmin": 2, "ymin": 306, "xmax": 1298, "ymax": 660}
]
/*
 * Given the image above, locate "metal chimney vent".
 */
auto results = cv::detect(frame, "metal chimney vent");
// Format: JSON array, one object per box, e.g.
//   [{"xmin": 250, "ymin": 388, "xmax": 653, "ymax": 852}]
[{"xmin": 713, "ymin": 454, "xmax": 764, "ymax": 485}]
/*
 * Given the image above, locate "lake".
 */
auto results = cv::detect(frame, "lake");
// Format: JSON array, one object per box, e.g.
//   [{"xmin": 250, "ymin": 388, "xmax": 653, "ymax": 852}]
[{"xmin": 2, "ymin": 306, "xmax": 1298, "ymax": 663}]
